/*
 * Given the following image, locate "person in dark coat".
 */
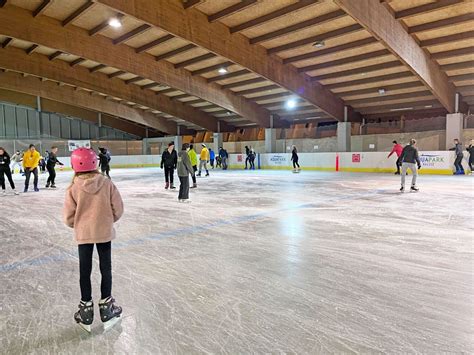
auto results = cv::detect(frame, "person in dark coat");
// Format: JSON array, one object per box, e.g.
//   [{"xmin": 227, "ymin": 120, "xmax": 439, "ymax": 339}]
[
  {"xmin": 45, "ymin": 146, "xmax": 64, "ymax": 188},
  {"xmin": 291, "ymin": 146, "xmax": 300, "ymax": 171},
  {"xmin": 399, "ymin": 139, "xmax": 421, "ymax": 192},
  {"xmin": 177, "ymin": 143, "xmax": 194, "ymax": 202},
  {"xmin": 161, "ymin": 142, "xmax": 178, "ymax": 189},
  {"xmin": 449, "ymin": 139, "xmax": 464, "ymax": 175},
  {"xmin": 467, "ymin": 140, "xmax": 474, "ymax": 174},
  {"xmin": 98, "ymin": 147, "xmax": 111, "ymax": 178},
  {"xmin": 0, "ymin": 147, "xmax": 19, "ymax": 195}
]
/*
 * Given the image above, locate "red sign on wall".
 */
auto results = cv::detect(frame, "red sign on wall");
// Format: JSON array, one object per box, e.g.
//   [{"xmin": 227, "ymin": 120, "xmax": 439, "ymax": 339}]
[
  {"xmin": 237, "ymin": 154, "xmax": 243, "ymax": 162},
  {"xmin": 352, "ymin": 154, "xmax": 361, "ymax": 163}
]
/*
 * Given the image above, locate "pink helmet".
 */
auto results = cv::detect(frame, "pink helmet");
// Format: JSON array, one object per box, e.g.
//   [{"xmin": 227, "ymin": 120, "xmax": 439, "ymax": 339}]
[{"xmin": 71, "ymin": 148, "xmax": 98, "ymax": 173}]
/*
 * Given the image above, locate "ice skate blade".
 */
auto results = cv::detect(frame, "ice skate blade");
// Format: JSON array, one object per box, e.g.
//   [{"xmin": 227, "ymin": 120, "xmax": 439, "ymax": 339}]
[
  {"xmin": 103, "ymin": 316, "xmax": 121, "ymax": 332},
  {"xmin": 77, "ymin": 322, "xmax": 92, "ymax": 333}
]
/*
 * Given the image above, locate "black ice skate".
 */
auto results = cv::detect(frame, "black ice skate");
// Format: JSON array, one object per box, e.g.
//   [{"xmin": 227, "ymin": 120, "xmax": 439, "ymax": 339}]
[
  {"xmin": 99, "ymin": 296, "xmax": 122, "ymax": 331},
  {"xmin": 400, "ymin": 186, "xmax": 404, "ymax": 192},
  {"xmin": 74, "ymin": 300, "xmax": 94, "ymax": 333},
  {"xmin": 410, "ymin": 186, "xmax": 419, "ymax": 192}
]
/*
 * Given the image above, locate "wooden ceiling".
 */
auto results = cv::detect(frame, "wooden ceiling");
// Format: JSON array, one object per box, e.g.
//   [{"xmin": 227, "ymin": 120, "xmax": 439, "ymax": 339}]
[{"xmin": 0, "ymin": 0, "xmax": 472, "ymax": 135}]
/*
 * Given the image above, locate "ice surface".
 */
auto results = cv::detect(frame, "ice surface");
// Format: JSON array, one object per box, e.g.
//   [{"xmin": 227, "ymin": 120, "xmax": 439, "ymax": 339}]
[{"xmin": 0, "ymin": 168, "xmax": 473, "ymax": 353}]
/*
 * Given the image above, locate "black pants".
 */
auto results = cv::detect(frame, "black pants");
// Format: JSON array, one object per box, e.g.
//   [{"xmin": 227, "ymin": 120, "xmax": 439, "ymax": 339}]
[
  {"xmin": 101, "ymin": 165, "xmax": 110, "ymax": 178},
  {"xmin": 454, "ymin": 155, "xmax": 464, "ymax": 172},
  {"xmin": 245, "ymin": 156, "xmax": 249, "ymax": 169},
  {"xmin": 46, "ymin": 165, "xmax": 56, "ymax": 186},
  {"xmin": 78, "ymin": 242, "xmax": 112, "ymax": 302},
  {"xmin": 192, "ymin": 166, "xmax": 197, "ymax": 184},
  {"xmin": 164, "ymin": 166, "xmax": 174, "ymax": 184},
  {"xmin": 178, "ymin": 176, "xmax": 189, "ymax": 200},
  {"xmin": 395, "ymin": 156, "xmax": 402, "ymax": 173},
  {"xmin": 24, "ymin": 167, "xmax": 38, "ymax": 189},
  {"xmin": 0, "ymin": 168, "xmax": 15, "ymax": 190},
  {"xmin": 249, "ymin": 158, "xmax": 255, "ymax": 170},
  {"xmin": 469, "ymin": 156, "xmax": 473, "ymax": 171},
  {"xmin": 210, "ymin": 159, "xmax": 214, "ymax": 168},
  {"xmin": 293, "ymin": 160, "xmax": 300, "ymax": 169}
]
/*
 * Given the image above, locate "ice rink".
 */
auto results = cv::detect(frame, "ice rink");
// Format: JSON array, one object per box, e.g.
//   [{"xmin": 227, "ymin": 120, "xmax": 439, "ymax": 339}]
[{"xmin": 1, "ymin": 168, "xmax": 473, "ymax": 354}]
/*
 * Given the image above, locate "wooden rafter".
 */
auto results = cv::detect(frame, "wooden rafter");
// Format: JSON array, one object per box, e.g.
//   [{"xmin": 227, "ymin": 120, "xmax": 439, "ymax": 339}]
[
  {"xmin": 347, "ymin": 90, "xmax": 432, "ymax": 105},
  {"xmin": 440, "ymin": 60, "xmax": 474, "ymax": 72},
  {"xmin": 394, "ymin": 0, "xmax": 463, "ymax": 19},
  {"xmin": 408, "ymin": 13, "xmax": 474, "ymax": 34},
  {"xmin": 220, "ymin": 77, "xmax": 267, "ymax": 90},
  {"xmin": 431, "ymin": 47, "xmax": 474, "ymax": 60},
  {"xmin": 140, "ymin": 82, "xmax": 161, "ymax": 90},
  {"xmin": 326, "ymin": 71, "xmax": 413, "ymax": 90},
  {"xmin": 26, "ymin": 44, "xmax": 39, "ymax": 55},
  {"xmin": 250, "ymin": 9, "xmax": 346, "ymax": 45},
  {"xmin": 89, "ymin": 13, "xmax": 124, "ymax": 36},
  {"xmin": 33, "ymin": 0, "xmax": 52, "ymax": 17},
  {"xmin": 48, "ymin": 51, "xmax": 62, "ymax": 61},
  {"xmin": 419, "ymin": 31, "xmax": 474, "ymax": 48},
  {"xmin": 70, "ymin": 57, "xmax": 86, "ymax": 67},
  {"xmin": 208, "ymin": 0, "xmax": 257, "ymax": 23},
  {"xmin": 229, "ymin": 0, "xmax": 318, "ymax": 33},
  {"xmin": 174, "ymin": 52, "xmax": 216, "ymax": 69},
  {"xmin": 113, "ymin": 24, "xmax": 151, "ymax": 45},
  {"xmin": 89, "ymin": 64, "xmax": 107, "ymax": 73},
  {"xmin": 108, "ymin": 70, "xmax": 126, "ymax": 78},
  {"xmin": 335, "ymin": 0, "xmax": 457, "ymax": 112},
  {"xmin": 267, "ymin": 24, "xmax": 362, "ymax": 54},
  {"xmin": 297, "ymin": 49, "xmax": 391, "ymax": 73},
  {"xmin": 62, "ymin": 1, "xmax": 95, "ymax": 27},
  {"xmin": 234, "ymin": 84, "xmax": 280, "ymax": 95},
  {"xmin": 183, "ymin": 0, "xmax": 202, "ymax": 9},
  {"xmin": 155, "ymin": 44, "xmax": 196, "ymax": 61},
  {"xmin": 207, "ymin": 69, "xmax": 250, "ymax": 83},
  {"xmin": 311, "ymin": 60, "xmax": 402, "ymax": 81},
  {"xmin": 190, "ymin": 61, "xmax": 233, "ymax": 76},
  {"xmin": 125, "ymin": 76, "xmax": 144, "ymax": 84},
  {"xmin": 1, "ymin": 37, "xmax": 12, "ymax": 48},
  {"xmin": 135, "ymin": 34, "xmax": 174, "ymax": 53},
  {"xmin": 336, "ymin": 81, "xmax": 424, "ymax": 97}
]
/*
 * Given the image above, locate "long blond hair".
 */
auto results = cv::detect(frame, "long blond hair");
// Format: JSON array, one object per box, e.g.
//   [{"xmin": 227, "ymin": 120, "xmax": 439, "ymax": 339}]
[{"xmin": 68, "ymin": 170, "xmax": 100, "ymax": 189}]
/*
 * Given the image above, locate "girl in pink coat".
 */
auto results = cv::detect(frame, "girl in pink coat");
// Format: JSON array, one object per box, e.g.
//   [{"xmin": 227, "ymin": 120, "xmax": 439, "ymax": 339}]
[{"xmin": 64, "ymin": 148, "xmax": 124, "ymax": 332}]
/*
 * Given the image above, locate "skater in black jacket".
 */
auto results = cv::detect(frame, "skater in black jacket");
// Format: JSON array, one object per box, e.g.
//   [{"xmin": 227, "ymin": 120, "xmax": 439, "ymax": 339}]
[
  {"xmin": 399, "ymin": 139, "xmax": 421, "ymax": 192},
  {"xmin": 291, "ymin": 146, "xmax": 300, "ymax": 172},
  {"xmin": 467, "ymin": 140, "xmax": 474, "ymax": 174},
  {"xmin": 98, "ymin": 147, "xmax": 111, "ymax": 178},
  {"xmin": 0, "ymin": 147, "xmax": 19, "ymax": 195},
  {"xmin": 161, "ymin": 142, "xmax": 178, "ymax": 189},
  {"xmin": 45, "ymin": 146, "xmax": 64, "ymax": 188}
]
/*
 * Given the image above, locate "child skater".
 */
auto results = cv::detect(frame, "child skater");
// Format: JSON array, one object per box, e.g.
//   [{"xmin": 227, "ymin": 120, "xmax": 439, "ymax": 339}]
[
  {"xmin": 177, "ymin": 143, "xmax": 194, "ymax": 203},
  {"xmin": 291, "ymin": 145, "xmax": 300, "ymax": 172},
  {"xmin": 64, "ymin": 148, "xmax": 124, "ymax": 332},
  {"xmin": 45, "ymin": 146, "xmax": 64, "ymax": 188},
  {"xmin": 0, "ymin": 147, "xmax": 19, "ymax": 195}
]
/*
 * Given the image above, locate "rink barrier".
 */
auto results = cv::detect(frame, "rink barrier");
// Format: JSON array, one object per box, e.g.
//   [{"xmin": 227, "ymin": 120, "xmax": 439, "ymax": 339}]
[{"xmin": 50, "ymin": 151, "xmax": 469, "ymax": 175}]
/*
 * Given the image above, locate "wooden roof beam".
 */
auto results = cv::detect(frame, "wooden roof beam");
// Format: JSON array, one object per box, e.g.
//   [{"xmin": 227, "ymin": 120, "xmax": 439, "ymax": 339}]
[
  {"xmin": 108, "ymin": 70, "xmax": 126, "ymax": 78},
  {"xmin": 89, "ymin": 13, "xmax": 124, "ymax": 36},
  {"xmin": 190, "ymin": 61, "xmax": 233, "ymax": 76},
  {"xmin": 250, "ymin": 9, "xmax": 346, "ymax": 45},
  {"xmin": 62, "ymin": 1, "xmax": 95, "ymax": 27},
  {"xmin": 208, "ymin": 0, "xmax": 257, "ymax": 23},
  {"xmin": 33, "ymin": 0, "xmax": 52, "ymax": 17},
  {"xmin": 336, "ymin": 81, "xmax": 424, "ymax": 97},
  {"xmin": 113, "ymin": 24, "xmax": 151, "ymax": 45},
  {"xmin": 0, "ymin": 5, "xmax": 271, "ymax": 127},
  {"xmin": 326, "ymin": 71, "xmax": 413, "ymax": 90},
  {"xmin": 335, "ymin": 0, "xmax": 456, "ymax": 112},
  {"xmin": 135, "ymin": 34, "xmax": 174, "ymax": 53},
  {"xmin": 155, "ymin": 44, "xmax": 196, "ymax": 61},
  {"xmin": 96, "ymin": 0, "xmax": 348, "ymax": 121},
  {"xmin": 26, "ymin": 44, "xmax": 39, "ymax": 55},
  {"xmin": 431, "ymin": 47, "xmax": 474, "ymax": 60},
  {"xmin": 311, "ymin": 60, "xmax": 402, "ymax": 81},
  {"xmin": 124, "ymin": 76, "xmax": 144, "ymax": 85},
  {"xmin": 140, "ymin": 82, "xmax": 161, "ymax": 90},
  {"xmin": 207, "ymin": 69, "xmax": 250, "ymax": 83},
  {"xmin": 70, "ymin": 57, "xmax": 86, "ymax": 67},
  {"xmin": 234, "ymin": 84, "xmax": 280, "ymax": 96},
  {"xmin": 408, "ymin": 13, "xmax": 474, "ymax": 34},
  {"xmin": 229, "ymin": 0, "xmax": 318, "ymax": 33},
  {"xmin": 48, "ymin": 51, "xmax": 62, "ymax": 61},
  {"xmin": 395, "ymin": 0, "xmax": 463, "ymax": 19},
  {"xmin": 419, "ymin": 31, "xmax": 474, "ymax": 48},
  {"xmin": 1, "ymin": 37, "xmax": 12, "ymax": 48},
  {"xmin": 220, "ymin": 77, "xmax": 267, "ymax": 90},
  {"xmin": 0, "ymin": 47, "xmax": 232, "ymax": 132},
  {"xmin": 89, "ymin": 63, "xmax": 107, "ymax": 73},
  {"xmin": 183, "ymin": 0, "xmax": 202, "ymax": 9},
  {"xmin": 174, "ymin": 52, "xmax": 216, "ymax": 69},
  {"xmin": 347, "ymin": 90, "xmax": 432, "ymax": 105},
  {"xmin": 440, "ymin": 60, "xmax": 474, "ymax": 72}
]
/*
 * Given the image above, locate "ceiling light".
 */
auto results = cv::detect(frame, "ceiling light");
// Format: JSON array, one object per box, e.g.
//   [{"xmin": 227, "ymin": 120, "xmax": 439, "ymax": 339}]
[
  {"xmin": 227, "ymin": 111, "xmax": 232, "ymax": 115},
  {"xmin": 361, "ymin": 72, "xmax": 367, "ymax": 76},
  {"xmin": 285, "ymin": 98, "xmax": 297, "ymax": 110},
  {"xmin": 108, "ymin": 18, "xmax": 122, "ymax": 28},
  {"xmin": 218, "ymin": 67, "xmax": 228, "ymax": 74},
  {"xmin": 313, "ymin": 41, "xmax": 325, "ymax": 48},
  {"xmin": 378, "ymin": 88, "xmax": 386, "ymax": 95},
  {"xmin": 390, "ymin": 107, "xmax": 413, "ymax": 111},
  {"xmin": 424, "ymin": 105, "xmax": 433, "ymax": 108}
]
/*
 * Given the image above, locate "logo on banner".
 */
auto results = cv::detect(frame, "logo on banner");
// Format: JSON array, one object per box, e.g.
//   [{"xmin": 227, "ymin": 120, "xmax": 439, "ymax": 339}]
[
  {"xmin": 420, "ymin": 154, "xmax": 445, "ymax": 167},
  {"xmin": 68, "ymin": 140, "xmax": 91, "ymax": 152},
  {"xmin": 269, "ymin": 155, "xmax": 287, "ymax": 165},
  {"xmin": 237, "ymin": 154, "xmax": 243, "ymax": 162},
  {"xmin": 352, "ymin": 153, "xmax": 361, "ymax": 163}
]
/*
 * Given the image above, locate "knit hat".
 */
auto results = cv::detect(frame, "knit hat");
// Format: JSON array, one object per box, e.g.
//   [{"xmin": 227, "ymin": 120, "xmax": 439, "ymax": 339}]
[{"xmin": 201, "ymin": 143, "xmax": 206, "ymax": 147}]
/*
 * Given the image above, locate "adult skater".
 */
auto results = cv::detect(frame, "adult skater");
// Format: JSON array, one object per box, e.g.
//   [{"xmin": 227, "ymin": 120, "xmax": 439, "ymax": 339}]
[
  {"xmin": 188, "ymin": 144, "xmax": 198, "ymax": 188},
  {"xmin": 0, "ymin": 147, "xmax": 19, "ymax": 195},
  {"xmin": 399, "ymin": 138, "xmax": 421, "ymax": 192},
  {"xmin": 209, "ymin": 148, "xmax": 215, "ymax": 169},
  {"xmin": 449, "ymin": 139, "xmax": 464, "ymax": 175},
  {"xmin": 197, "ymin": 143, "xmax": 210, "ymax": 177},
  {"xmin": 161, "ymin": 142, "xmax": 177, "ymax": 189},
  {"xmin": 467, "ymin": 140, "xmax": 474, "ymax": 174},
  {"xmin": 10, "ymin": 150, "xmax": 23, "ymax": 174},
  {"xmin": 98, "ymin": 147, "xmax": 111, "ymax": 178},
  {"xmin": 23, "ymin": 144, "xmax": 41, "ymax": 192},
  {"xmin": 45, "ymin": 146, "xmax": 64, "ymax": 188},
  {"xmin": 219, "ymin": 147, "xmax": 228, "ymax": 170},
  {"xmin": 387, "ymin": 140, "xmax": 403, "ymax": 174},
  {"xmin": 64, "ymin": 148, "xmax": 124, "ymax": 333},
  {"xmin": 291, "ymin": 146, "xmax": 300, "ymax": 172},
  {"xmin": 177, "ymin": 143, "xmax": 194, "ymax": 202},
  {"xmin": 244, "ymin": 145, "xmax": 250, "ymax": 169},
  {"xmin": 248, "ymin": 148, "xmax": 256, "ymax": 170}
]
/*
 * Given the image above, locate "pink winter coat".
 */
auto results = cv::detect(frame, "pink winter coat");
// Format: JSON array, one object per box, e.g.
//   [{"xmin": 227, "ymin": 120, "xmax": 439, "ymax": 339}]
[{"xmin": 64, "ymin": 173, "xmax": 124, "ymax": 245}]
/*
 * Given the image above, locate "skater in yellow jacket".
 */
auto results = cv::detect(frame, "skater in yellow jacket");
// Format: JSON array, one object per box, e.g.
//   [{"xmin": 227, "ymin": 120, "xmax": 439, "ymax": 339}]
[
  {"xmin": 197, "ymin": 143, "xmax": 210, "ymax": 177},
  {"xmin": 188, "ymin": 144, "xmax": 198, "ymax": 188},
  {"xmin": 22, "ymin": 144, "xmax": 41, "ymax": 192}
]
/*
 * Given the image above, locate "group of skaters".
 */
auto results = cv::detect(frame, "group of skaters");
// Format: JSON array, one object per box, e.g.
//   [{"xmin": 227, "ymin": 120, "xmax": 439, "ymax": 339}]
[
  {"xmin": 0, "ymin": 145, "xmax": 113, "ymax": 195},
  {"xmin": 387, "ymin": 138, "xmax": 473, "ymax": 192},
  {"xmin": 160, "ymin": 141, "xmax": 229, "ymax": 202}
]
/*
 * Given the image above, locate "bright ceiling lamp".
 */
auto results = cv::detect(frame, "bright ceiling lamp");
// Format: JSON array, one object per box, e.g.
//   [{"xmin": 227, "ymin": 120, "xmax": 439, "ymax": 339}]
[
  {"xmin": 285, "ymin": 98, "xmax": 297, "ymax": 109},
  {"xmin": 218, "ymin": 67, "xmax": 228, "ymax": 74},
  {"xmin": 108, "ymin": 18, "xmax": 122, "ymax": 28}
]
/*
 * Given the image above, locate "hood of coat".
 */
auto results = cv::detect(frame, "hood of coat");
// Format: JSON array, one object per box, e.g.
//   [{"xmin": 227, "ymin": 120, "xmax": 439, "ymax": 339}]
[{"xmin": 73, "ymin": 173, "xmax": 107, "ymax": 194}]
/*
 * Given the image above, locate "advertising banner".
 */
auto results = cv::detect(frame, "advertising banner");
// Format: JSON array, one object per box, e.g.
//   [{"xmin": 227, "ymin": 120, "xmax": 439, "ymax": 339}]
[{"xmin": 68, "ymin": 140, "xmax": 91, "ymax": 152}]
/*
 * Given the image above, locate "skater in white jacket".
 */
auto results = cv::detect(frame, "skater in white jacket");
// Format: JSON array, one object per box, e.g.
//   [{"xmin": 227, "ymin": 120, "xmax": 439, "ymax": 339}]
[{"xmin": 10, "ymin": 150, "xmax": 23, "ymax": 174}]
